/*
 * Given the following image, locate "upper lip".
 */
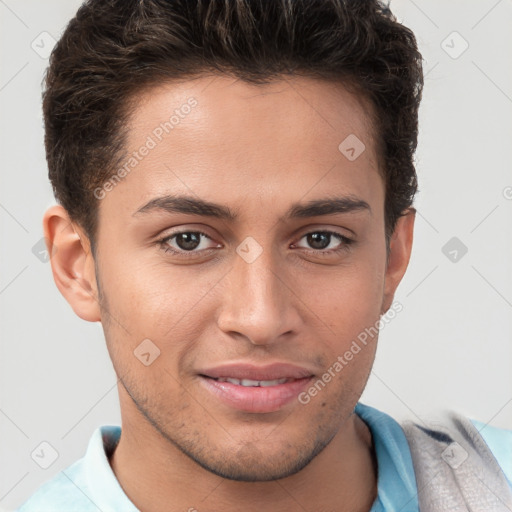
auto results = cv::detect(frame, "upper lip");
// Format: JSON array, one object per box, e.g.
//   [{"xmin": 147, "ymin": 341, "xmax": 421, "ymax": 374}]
[{"xmin": 199, "ymin": 363, "xmax": 316, "ymax": 381}]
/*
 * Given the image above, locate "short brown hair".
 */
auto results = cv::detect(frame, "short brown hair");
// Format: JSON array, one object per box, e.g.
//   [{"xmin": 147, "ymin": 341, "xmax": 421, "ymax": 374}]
[{"xmin": 43, "ymin": 0, "xmax": 423, "ymax": 255}]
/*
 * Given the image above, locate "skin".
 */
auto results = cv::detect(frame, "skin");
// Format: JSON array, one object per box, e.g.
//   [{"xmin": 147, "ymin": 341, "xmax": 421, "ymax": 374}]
[{"xmin": 44, "ymin": 74, "xmax": 415, "ymax": 512}]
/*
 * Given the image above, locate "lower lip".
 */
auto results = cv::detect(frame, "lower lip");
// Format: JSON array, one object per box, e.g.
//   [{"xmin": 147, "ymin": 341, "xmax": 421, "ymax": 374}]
[{"xmin": 199, "ymin": 376, "xmax": 314, "ymax": 413}]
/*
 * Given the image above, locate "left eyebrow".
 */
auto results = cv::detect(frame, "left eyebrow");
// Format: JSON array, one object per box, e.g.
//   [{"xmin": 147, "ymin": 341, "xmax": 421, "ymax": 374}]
[
  {"xmin": 132, "ymin": 194, "xmax": 371, "ymax": 220},
  {"xmin": 285, "ymin": 196, "xmax": 372, "ymax": 219}
]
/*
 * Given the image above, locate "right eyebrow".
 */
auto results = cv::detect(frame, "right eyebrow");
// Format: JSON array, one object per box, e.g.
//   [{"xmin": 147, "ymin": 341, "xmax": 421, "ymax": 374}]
[{"xmin": 133, "ymin": 195, "xmax": 237, "ymax": 220}]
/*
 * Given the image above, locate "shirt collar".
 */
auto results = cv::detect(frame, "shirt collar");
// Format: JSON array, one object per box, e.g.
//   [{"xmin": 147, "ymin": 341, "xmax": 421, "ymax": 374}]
[
  {"xmin": 84, "ymin": 425, "xmax": 139, "ymax": 512},
  {"xmin": 355, "ymin": 402, "xmax": 419, "ymax": 511}
]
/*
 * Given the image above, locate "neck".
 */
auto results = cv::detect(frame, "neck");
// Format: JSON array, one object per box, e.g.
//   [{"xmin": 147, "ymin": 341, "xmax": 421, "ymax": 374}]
[{"xmin": 109, "ymin": 406, "xmax": 377, "ymax": 512}]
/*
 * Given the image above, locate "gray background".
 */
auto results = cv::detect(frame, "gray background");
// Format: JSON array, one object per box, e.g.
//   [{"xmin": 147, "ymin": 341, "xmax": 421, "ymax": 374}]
[{"xmin": 1, "ymin": 0, "xmax": 511, "ymax": 510}]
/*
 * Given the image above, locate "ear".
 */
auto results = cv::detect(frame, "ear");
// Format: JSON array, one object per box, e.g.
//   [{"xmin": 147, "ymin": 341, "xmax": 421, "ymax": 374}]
[
  {"xmin": 381, "ymin": 207, "xmax": 415, "ymax": 314},
  {"xmin": 43, "ymin": 205, "xmax": 101, "ymax": 322}
]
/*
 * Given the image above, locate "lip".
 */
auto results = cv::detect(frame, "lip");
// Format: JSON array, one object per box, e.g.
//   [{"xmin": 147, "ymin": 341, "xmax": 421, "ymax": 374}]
[
  {"xmin": 198, "ymin": 362, "xmax": 315, "ymax": 413},
  {"xmin": 198, "ymin": 362, "xmax": 316, "ymax": 381}
]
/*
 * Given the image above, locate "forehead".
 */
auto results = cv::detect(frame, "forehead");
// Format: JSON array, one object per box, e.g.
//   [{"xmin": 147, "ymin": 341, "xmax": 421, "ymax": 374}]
[
  {"xmin": 128, "ymin": 74, "xmax": 379, "ymax": 155},
  {"xmin": 102, "ymin": 74, "xmax": 383, "ymax": 221}
]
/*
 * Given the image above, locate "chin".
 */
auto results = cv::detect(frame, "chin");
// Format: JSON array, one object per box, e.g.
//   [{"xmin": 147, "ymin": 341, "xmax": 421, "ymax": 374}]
[{"xmin": 181, "ymin": 435, "xmax": 332, "ymax": 482}]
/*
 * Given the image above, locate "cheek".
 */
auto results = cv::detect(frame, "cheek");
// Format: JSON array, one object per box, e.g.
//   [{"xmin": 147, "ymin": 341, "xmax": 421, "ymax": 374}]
[
  {"xmin": 98, "ymin": 257, "xmax": 224, "ymax": 376},
  {"xmin": 309, "ymin": 258, "xmax": 386, "ymax": 336},
  {"xmin": 101, "ymin": 249, "xmax": 215, "ymax": 329}
]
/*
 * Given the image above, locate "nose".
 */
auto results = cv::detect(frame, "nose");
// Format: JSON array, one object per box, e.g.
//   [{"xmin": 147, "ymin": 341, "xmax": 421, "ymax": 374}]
[{"xmin": 216, "ymin": 241, "xmax": 302, "ymax": 346}]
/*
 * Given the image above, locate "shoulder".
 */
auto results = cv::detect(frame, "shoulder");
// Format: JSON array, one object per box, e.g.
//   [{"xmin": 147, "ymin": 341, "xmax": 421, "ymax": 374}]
[
  {"xmin": 16, "ymin": 458, "xmax": 95, "ymax": 512},
  {"xmin": 401, "ymin": 407, "xmax": 512, "ymax": 499},
  {"xmin": 470, "ymin": 418, "xmax": 512, "ymax": 486},
  {"xmin": 16, "ymin": 425, "xmax": 124, "ymax": 512}
]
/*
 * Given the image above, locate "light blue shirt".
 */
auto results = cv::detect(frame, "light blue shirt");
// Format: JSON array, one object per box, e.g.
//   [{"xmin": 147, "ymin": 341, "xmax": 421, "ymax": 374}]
[{"xmin": 17, "ymin": 402, "xmax": 512, "ymax": 511}]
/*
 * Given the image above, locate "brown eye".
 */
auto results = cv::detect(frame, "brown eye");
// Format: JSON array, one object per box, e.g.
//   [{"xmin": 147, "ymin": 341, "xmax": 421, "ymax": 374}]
[
  {"xmin": 158, "ymin": 230, "xmax": 221, "ymax": 258},
  {"xmin": 294, "ymin": 231, "xmax": 353, "ymax": 253},
  {"xmin": 306, "ymin": 232, "xmax": 331, "ymax": 250},
  {"xmin": 173, "ymin": 232, "xmax": 202, "ymax": 251}
]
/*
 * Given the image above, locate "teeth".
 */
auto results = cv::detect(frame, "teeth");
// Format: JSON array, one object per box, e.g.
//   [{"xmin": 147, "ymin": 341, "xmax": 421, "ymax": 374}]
[
  {"xmin": 258, "ymin": 378, "xmax": 288, "ymax": 387},
  {"xmin": 216, "ymin": 377, "xmax": 290, "ymax": 387},
  {"xmin": 240, "ymin": 379, "xmax": 261, "ymax": 386}
]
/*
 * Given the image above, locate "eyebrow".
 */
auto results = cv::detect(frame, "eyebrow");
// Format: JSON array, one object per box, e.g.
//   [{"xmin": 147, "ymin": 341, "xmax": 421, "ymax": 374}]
[{"xmin": 133, "ymin": 194, "xmax": 371, "ymax": 221}]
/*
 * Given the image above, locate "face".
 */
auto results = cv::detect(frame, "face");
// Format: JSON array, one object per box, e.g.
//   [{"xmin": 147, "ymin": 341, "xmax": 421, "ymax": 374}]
[{"xmin": 55, "ymin": 74, "xmax": 413, "ymax": 482}]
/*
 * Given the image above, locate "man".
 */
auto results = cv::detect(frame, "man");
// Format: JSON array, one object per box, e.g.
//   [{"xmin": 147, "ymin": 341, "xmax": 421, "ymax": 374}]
[{"xmin": 18, "ymin": 0, "xmax": 512, "ymax": 511}]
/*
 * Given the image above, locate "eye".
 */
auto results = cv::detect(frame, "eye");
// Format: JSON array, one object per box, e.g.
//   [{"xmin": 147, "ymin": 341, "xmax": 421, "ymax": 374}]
[
  {"xmin": 292, "ymin": 230, "xmax": 354, "ymax": 255},
  {"xmin": 157, "ymin": 229, "xmax": 354, "ymax": 260},
  {"xmin": 158, "ymin": 230, "xmax": 220, "ymax": 257}
]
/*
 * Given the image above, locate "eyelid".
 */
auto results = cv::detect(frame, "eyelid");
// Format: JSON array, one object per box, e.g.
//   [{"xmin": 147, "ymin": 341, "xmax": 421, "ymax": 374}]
[
  {"xmin": 293, "ymin": 221, "xmax": 355, "ymax": 236},
  {"xmin": 156, "ymin": 224, "xmax": 217, "ymax": 242}
]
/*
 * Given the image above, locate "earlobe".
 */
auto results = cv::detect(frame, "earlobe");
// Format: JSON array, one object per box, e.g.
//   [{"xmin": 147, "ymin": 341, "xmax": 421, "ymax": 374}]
[
  {"xmin": 381, "ymin": 208, "xmax": 415, "ymax": 314},
  {"xmin": 43, "ymin": 205, "xmax": 101, "ymax": 322}
]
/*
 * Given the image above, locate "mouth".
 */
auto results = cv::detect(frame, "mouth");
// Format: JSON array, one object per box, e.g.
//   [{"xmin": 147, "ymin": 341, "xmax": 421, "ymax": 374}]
[
  {"xmin": 206, "ymin": 376, "xmax": 297, "ymax": 387},
  {"xmin": 198, "ymin": 366, "xmax": 315, "ymax": 413}
]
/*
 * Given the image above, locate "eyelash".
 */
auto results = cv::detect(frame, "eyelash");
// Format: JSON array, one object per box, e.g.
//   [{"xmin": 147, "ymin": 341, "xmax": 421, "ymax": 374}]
[{"xmin": 157, "ymin": 230, "xmax": 354, "ymax": 259}]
